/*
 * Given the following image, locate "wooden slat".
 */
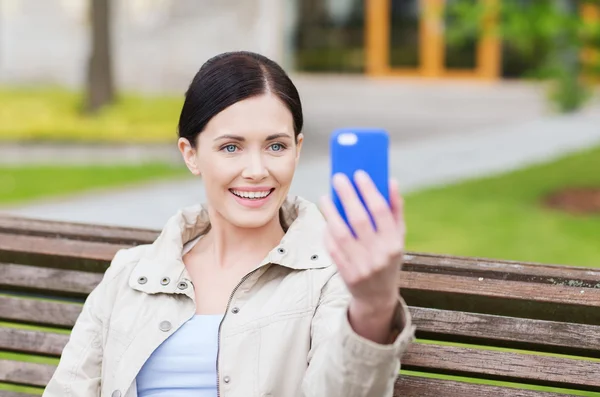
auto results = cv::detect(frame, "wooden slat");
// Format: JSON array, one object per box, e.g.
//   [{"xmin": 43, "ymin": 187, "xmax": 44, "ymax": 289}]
[
  {"xmin": 4, "ymin": 215, "xmax": 600, "ymax": 285},
  {"xmin": 411, "ymin": 307, "xmax": 600, "ymax": 358},
  {"xmin": 0, "ymin": 263, "xmax": 102, "ymax": 297},
  {"xmin": 7, "ymin": 214, "xmax": 600, "ymax": 285},
  {"xmin": 394, "ymin": 375, "xmax": 571, "ymax": 397},
  {"xmin": 404, "ymin": 343, "xmax": 600, "ymax": 391},
  {"xmin": 0, "ymin": 391, "xmax": 40, "ymax": 397},
  {"xmin": 3, "ymin": 266, "xmax": 600, "ymax": 331},
  {"xmin": 0, "ymin": 233, "xmax": 130, "ymax": 272},
  {"xmin": 0, "ymin": 328, "xmax": 69, "ymax": 357},
  {"xmin": 0, "ymin": 296, "xmax": 82, "ymax": 328},
  {"xmin": 0, "ymin": 216, "xmax": 157, "ymax": 245},
  {"xmin": 0, "ymin": 360, "xmax": 54, "ymax": 388},
  {"xmin": 400, "ymin": 272, "xmax": 600, "ymax": 325},
  {"xmin": 4, "ymin": 303, "xmax": 598, "ymax": 363},
  {"xmin": 404, "ymin": 253, "xmax": 600, "ymax": 288}
]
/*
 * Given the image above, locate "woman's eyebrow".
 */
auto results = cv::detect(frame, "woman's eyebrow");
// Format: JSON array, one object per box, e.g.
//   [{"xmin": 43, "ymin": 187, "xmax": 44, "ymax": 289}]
[
  {"xmin": 214, "ymin": 134, "xmax": 245, "ymax": 142},
  {"xmin": 265, "ymin": 133, "xmax": 293, "ymax": 141},
  {"xmin": 213, "ymin": 133, "xmax": 292, "ymax": 142}
]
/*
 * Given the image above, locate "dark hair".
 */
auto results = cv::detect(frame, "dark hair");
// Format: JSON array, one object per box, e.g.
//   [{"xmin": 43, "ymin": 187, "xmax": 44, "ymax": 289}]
[{"xmin": 178, "ymin": 51, "xmax": 303, "ymax": 147}]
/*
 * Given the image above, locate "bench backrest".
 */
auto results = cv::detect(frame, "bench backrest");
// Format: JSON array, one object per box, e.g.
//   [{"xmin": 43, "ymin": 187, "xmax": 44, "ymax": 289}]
[{"xmin": 1, "ymin": 216, "xmax": 599, "ymax": 397}]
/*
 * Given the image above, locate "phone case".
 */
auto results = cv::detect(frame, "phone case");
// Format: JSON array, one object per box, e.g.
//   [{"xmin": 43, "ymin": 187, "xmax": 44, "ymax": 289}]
[{"xmin": 330, "ymin": 128, "xmax": 390, "ymax": 232}]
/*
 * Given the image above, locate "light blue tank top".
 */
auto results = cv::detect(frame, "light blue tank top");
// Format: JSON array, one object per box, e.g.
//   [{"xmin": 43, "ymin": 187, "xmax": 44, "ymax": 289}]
[
  {"xmin": 136, "ymin": 314, "xmax": 223, "ymax": 396},
  {"xmin": 137, "ymin": 235, "xmax": 222, "ymax": 397}
]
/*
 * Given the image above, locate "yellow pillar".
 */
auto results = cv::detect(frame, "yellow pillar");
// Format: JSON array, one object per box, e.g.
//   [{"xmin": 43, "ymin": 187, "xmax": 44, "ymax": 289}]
[
  {"xmin": 477, "ymin": 0, "xmax": 501, "ymax": 81},
  {"xmin": 366, "ymin": 0, "xmax": 390, "ymax": 75},
  {"xmin": 421, "ymin": 0, "xmax": 445, "ymax": 77}
]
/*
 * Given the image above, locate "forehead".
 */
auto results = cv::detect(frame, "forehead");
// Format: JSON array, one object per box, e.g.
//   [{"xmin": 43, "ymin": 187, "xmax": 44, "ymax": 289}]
[{"xmin": 201, "ymin": 94, "xmax": 294, "ymax": 140}]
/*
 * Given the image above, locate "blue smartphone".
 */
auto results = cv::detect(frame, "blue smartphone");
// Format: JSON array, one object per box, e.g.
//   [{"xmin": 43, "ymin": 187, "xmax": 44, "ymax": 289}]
[{"xmin": 330, "ymin": 128, "xmax": 390, "ymax": 232}]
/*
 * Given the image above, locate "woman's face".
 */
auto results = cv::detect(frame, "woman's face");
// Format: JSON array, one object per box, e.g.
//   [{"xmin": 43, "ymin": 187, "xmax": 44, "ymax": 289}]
[{"xmin": 179, "ymin": 94, "xmax": 303, "ymax": 229}]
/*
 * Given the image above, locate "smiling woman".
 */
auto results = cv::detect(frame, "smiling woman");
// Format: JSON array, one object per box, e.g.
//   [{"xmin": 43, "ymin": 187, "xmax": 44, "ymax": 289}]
[
  {"xmin": 42, "ymin": 51, "xmax": 415, "ymax": 397},
  {"xmin": 177, "ymin": 52, "xmax": 304, "ymax": 231}
]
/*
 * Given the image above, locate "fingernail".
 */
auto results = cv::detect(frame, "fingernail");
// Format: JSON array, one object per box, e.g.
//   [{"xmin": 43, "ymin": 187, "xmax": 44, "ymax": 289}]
[
  {"xmin": 354, "ymin": 170, "xmax": 368, "ymax": 181},
  {"xmin": 332, "ymin": 173, "xmax": 346, "ymax": 185}
]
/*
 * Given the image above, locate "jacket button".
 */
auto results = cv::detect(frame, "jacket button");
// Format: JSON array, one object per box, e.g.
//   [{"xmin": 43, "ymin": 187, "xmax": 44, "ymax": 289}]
[
  {"xmin": 137, "ymin": 276, "xmax": 147, "ymax": 285},
  {"xmin": 223, "ymin": 375, "xmax": 231, "ymax": 384},
  {"xmin": 159, "ymin": 321, "xmax": 172, "ymax": 332},
  {"xmin": 277, "ymin": 247, "xmax": 286, "ymax": 254},
  {"xmin": 161, "ymin": 277, "xmax": 170, "ymax": 286},
  {"xmin": 310, "ymin": 254, "xmax": 319, "ymax": 261},
  {"xmin": 231, "ymin": 307, "xmax": 240, "ymax": 314},
  {"xmin": 111, "ymin": 391, "xmax": 121, "ymax": 397}
]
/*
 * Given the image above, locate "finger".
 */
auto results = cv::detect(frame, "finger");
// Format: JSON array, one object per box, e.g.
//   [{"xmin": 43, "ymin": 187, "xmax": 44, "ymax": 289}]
[
  {"xmin": 332, "ymin": 173, "xmax": 376, "ymax": 242},
  {"xmin": 319, "ymin": 194, "xmax": 353, "ymax": 239},
  {"xmin": 325, "ymin": 228, "xmax": 373, "ymax": 286},
  {"xmin": 389, "ymin": 179, "xmax": 407, "ymax": 254},
  {"xmin": 319, "ymin": 195, "xmax": 359, "ymax": 249},
  {"xmin": 320, "ymin": 195, "xmax": 371, "ymax": 272},
  {"xmin": 323, "ymin": 228, "xmax": 350, "ymax": 271},
  {"xmin": 389, "ymin": 178, "xmax": 405, "ymax": 228},
  {"xmin": 354, "ymin": 170, "xmax": 396, "ymax": 236}
]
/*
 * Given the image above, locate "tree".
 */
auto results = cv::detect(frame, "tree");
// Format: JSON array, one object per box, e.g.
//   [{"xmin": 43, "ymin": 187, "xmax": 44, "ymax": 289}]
[
  {"xmin": 446, "ymin": 0, "xmax": 600, "ymax": 112},
  {"xmin": 85, "ymin": 0, "xmax": 114, "ymax": 113}
]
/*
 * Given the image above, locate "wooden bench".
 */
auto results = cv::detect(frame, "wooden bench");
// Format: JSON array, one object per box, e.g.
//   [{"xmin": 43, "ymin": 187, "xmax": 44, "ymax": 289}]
[{"xmin": 1, "ymin": 216, "xmax": 599, "ymax": 397}]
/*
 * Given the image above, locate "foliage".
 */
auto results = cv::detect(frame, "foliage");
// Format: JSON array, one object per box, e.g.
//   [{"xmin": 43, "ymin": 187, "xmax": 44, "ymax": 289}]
[{"xmin": 446, "ymin": 0, "xmax": 600, "ymax": 112}]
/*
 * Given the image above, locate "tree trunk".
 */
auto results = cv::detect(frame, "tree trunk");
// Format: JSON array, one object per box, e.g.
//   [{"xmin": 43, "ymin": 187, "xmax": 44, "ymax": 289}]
[{"xmin": 85, "ymin": 0, "xmax": 114, "ymax": 113}]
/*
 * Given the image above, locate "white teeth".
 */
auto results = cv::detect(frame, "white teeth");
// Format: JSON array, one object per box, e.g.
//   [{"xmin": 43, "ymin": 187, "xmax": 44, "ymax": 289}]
[{"xmin": 231, "ymin": 189, "xmax": 272, "ymax": 199}]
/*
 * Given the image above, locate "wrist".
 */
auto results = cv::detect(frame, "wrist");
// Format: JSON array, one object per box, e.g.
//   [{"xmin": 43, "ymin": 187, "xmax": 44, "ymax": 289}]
[
  {"xmin": 350, "ymin": 294, "xmax": 398, "ymax": 320},
  {"xmin": 348, "ymin": 295, "xmax": 399, "ymax": 344}
]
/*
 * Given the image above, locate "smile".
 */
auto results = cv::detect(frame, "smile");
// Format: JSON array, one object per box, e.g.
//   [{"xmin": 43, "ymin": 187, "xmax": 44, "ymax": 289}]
[{"xmin": 229, "ymin": 188, "xmax": 274, "ymax": 200}]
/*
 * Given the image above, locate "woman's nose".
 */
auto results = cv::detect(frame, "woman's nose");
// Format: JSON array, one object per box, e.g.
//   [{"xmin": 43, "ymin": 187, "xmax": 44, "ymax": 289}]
[{"xmin": 241, "ymin": 152, "xmax": 268, "ymax": 180}]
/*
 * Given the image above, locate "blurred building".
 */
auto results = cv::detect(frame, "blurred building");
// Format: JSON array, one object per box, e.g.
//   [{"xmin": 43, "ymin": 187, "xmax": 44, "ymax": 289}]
[
  {"xmin": 0, "ymin": 0, "xmax": 285, "ymax": 92},
  {"xmin": 294, "ymin": 0, "xmax": 600, "ymax": 80},
  {"xmin": 0, "ymin": 0, "xmax": 598, "ymax": 92}
]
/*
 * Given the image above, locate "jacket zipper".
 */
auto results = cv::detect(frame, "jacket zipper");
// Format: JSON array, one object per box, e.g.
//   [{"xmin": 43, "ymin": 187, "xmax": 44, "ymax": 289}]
[{"xmin": 216, "ymin": 268, "xmax": 261, "ymax": 397}]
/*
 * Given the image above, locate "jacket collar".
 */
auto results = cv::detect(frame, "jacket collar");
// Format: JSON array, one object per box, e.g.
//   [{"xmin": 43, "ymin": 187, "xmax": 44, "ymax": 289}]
[{"xmin": 128, "ymin": 196, "xmax": 333, "ymax": 295}]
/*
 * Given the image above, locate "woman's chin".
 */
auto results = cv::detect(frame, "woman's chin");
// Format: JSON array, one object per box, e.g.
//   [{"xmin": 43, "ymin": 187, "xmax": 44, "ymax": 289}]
[
  {"xmin": 227, "ymin": 210, "xmax": 278, "ymax": 229},
  {"xmin": 223, "ymin": 199, "xmax": 280, "ymax": 229}
]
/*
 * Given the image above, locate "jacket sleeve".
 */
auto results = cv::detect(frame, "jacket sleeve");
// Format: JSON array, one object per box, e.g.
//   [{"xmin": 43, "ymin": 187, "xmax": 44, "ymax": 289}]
[
  {"xmin": 42, "ymin": 248, "xmax": 139, "ymax": 397},
  {"xmin": 301, "ymin": 272, "xmax": 416, "ymax": 397}
]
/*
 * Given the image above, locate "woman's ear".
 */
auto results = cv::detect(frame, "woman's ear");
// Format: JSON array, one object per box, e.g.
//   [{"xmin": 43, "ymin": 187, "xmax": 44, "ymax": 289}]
[
  {"xmin": 178, "ymin": 137, "xmax": 201, "ymax": 176},
  {"xmin": 294, "ymin": 133, "xmax": 304, "ymax": 165}
]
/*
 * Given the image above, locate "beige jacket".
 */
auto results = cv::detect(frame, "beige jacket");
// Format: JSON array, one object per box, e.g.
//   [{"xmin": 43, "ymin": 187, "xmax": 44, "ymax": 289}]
[{"xmin": 43, "ymin": 196, "xmax": 415, "ymax": 397}]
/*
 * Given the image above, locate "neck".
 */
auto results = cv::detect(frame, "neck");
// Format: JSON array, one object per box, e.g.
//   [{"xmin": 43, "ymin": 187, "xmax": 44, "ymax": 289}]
[{"xmin": 202, "ymin": 208, "xmax": 285, "ymax": 269}]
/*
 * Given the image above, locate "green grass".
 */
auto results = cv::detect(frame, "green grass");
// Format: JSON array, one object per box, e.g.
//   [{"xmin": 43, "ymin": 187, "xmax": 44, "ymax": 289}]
[
  {"xmin": 0, "ymin": 383, "xmax": 43, "ymax": 396},
  {"xmin": 0, "ymin": 163, "xmax": 188, "ymax": 206},
  {"xmin": 0, "ymin": 87, "xmax": 183, "ymax": 142},
  {"xmin": 404, "ymin": 145, "xmax": 600, "ymax": 267}
]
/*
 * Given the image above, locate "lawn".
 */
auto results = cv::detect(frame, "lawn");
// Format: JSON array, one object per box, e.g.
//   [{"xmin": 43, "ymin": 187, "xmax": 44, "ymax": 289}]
[
  {"xmin": 0, "ymin": 87, "xmax": 183, "ymax": 142},
  {"xmin": 0, "ymin": 163, "xmax": 188, "ymax": 206},
  {"xmin": 404, "ymin": 144, "xmax": 600, "ymax": 268}
]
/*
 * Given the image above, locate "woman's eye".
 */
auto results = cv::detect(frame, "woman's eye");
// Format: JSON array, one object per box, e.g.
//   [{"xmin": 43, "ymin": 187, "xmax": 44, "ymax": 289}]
[
  {"xmin": 223, "ymin": 144, "xmax": 237, "ymax": 153},
  {"xmin": 270, "ymin": 143, "xmax": 285, "ymax": 152}
]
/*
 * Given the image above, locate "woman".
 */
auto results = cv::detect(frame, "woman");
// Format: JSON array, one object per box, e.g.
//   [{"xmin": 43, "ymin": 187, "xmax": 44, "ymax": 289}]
[{"xmin": 43, "ymin": 51, "xmax": 415, "ymax": 397}]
